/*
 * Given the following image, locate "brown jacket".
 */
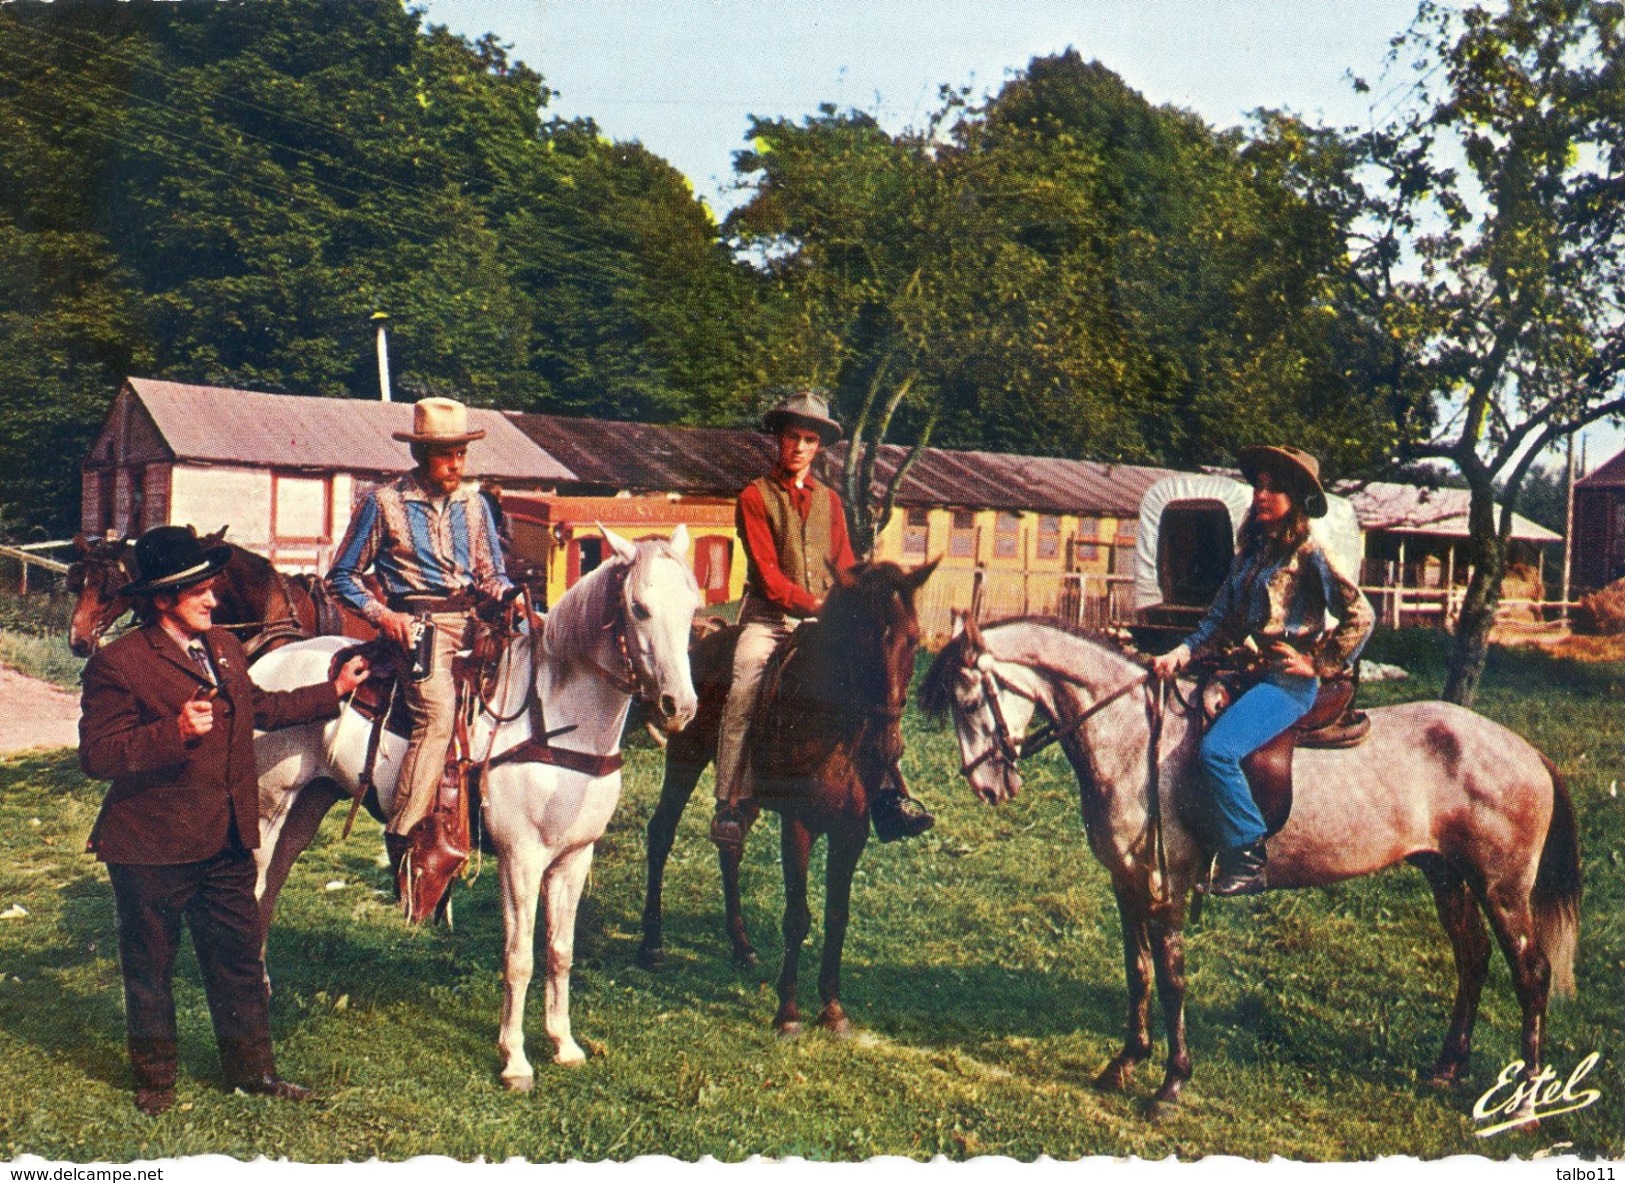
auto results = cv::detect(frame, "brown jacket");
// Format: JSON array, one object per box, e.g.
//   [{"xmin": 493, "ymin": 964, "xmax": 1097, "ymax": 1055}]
[{"xmin": 79, "ymin": 625, "xmax": 340, "ymax": 865}]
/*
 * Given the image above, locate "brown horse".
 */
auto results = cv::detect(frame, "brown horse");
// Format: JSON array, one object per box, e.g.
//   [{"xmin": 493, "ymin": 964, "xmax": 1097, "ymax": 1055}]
[
  {"xmin": 639, "ymin": 558, "xmax": 937, "ymax": 1035},
  {"xmin": 922, "ymin": 615, "xmax": 1581, "ymax": 1111},
  {"xmin": 67, "ymin": 530, "xmax": 374, "ymax": 659}
]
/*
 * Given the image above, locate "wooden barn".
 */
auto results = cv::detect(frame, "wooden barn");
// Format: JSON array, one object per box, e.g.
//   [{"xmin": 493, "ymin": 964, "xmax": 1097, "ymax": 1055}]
[
  {"xmin": 1572, "ymin": 448, "xmax": 1625, "ymax": 593},
  {"xmin": 1346, "ymin": 481, "xmax": 1561, "ymax": 625},
  {"xmin": 80, "ymin": 378, "xmax": 566, "ymax": 571}
]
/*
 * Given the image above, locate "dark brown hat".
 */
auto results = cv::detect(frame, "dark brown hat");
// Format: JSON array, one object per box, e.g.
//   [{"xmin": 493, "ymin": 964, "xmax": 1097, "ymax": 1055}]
[
  {"xmin": 119, "ymin": 525, "xmax": 232, "ymax": 597},
  {"xmin": 1238, "ymin": 445, "xmax": 1328, "ymax": 518},
  {"xmin": 762, "ymin": 388, "xmax": 842, "ymax": 445}
]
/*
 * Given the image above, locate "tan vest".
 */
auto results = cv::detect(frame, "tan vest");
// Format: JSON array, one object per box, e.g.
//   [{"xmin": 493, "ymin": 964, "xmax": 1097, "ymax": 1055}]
[{"xmin": 747, "ymin": 475, "xmax": 836, "ymax": 612}]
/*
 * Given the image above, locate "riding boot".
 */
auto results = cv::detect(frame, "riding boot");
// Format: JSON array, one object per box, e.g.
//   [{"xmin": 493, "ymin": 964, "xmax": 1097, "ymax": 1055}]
[
  {"xmin": 383, "ymin": 834, "xmax": 410, "ymax": 903},
  {"xmin": 709, "ymin": 801, "xmax": 747, "ymax": 856},
  {"xmin": 1203, "ymin": 842, "xmax": 1268, "ymax": 896},
  {"xmin": 871, "ymin": 790, "xmax": 935, "ymax": 842}
]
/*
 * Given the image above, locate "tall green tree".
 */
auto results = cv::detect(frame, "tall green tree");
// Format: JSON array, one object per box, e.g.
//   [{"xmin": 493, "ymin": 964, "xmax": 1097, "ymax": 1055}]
[{"xmin": 1343, "ymin": 0, "xmax": 1625, "ymax": 704}]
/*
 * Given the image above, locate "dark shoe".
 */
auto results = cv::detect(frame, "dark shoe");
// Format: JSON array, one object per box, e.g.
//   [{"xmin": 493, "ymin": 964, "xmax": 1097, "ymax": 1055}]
[
  {"xmin": 1202, "ymin": 842, "xmax": 1268, "ymax": 896},
  {"xmin": 384, "ymin": 833, "xmax": 410, "ymax": 902},
  {"xmin": 231, "ymin": 1074, "xmax": 313, "ymax": 1102},
  {"xmin": 134, "ymin": 1086, "xmax": 174, "ymax": 1117},
  {"xmin": 709, "ymin": 804, "xmax": 747, "ymax": 855},
  {"xmin": 871, "ymin": 790, "xmax": 935, "ymax": 843}
]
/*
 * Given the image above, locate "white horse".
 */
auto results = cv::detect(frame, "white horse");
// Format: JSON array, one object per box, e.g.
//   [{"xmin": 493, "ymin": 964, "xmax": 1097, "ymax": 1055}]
[{"xmin": 250, "ymin": 526, "xmax": 701, "ymax": 1089}]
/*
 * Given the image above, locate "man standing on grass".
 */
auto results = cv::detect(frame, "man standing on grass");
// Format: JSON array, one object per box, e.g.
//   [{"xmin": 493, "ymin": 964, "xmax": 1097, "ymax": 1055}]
[{"xmin": 79, "ymin": 525, "xmax": 369, "ymax": 1116}]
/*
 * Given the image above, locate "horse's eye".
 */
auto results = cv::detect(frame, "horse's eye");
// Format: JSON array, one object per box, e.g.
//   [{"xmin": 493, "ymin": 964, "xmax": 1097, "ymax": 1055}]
[{"xmin": 631, "ymin": 601, "xmax": 652, "ymax": 621}]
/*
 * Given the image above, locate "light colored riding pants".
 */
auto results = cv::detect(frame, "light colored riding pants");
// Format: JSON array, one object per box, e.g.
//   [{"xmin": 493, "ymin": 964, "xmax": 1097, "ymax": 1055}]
[
  {"xmin": 714, "ymin": 617, "xmax": 796, "ymax": 807},
  {"xmin": 389, "ymin": 611, "xmax": 474, "ymax": 837}
]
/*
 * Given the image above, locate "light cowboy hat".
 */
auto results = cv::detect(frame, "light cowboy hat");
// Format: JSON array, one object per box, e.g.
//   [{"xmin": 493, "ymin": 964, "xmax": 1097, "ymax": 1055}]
[
  {"xmin": 392, "ymin": 396, "xmax": 487, "ymax": 445},
  {"xmin": 1238, "ymin": 444, "xmax": 1329, "ymax": 519},
  {"xmin": 762, "ymin": 388, "xmax": 842, "ymax": 445},
  {"xmin": 119, "ymin": 525, "xmax": 233, "ymax": 597}
]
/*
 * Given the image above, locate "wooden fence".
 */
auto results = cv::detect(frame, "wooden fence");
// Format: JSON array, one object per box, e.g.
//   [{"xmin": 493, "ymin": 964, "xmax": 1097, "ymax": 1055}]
[{"xmin": 0, "ymin": 541, "xmax": 71, "ymax": 595}]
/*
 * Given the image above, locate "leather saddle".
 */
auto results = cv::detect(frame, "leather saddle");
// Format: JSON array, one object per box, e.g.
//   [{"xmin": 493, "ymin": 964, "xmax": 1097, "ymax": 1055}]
[{"xmin": 1182, "ymin": 666, "xmax": 1371, "ymax": 841}]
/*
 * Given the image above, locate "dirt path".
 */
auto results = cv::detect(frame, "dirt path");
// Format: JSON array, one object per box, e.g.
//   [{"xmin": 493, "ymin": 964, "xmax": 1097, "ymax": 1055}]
[{"xmin": 0, "ymin": 665, "xmax": 80, "ymax": 754}]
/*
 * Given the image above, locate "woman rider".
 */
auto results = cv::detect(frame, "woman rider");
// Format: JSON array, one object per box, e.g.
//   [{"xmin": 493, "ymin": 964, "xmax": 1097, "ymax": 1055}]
[{"xmin": 1151, "ymin": 446, "xmax": 1374, "ymax": 896}]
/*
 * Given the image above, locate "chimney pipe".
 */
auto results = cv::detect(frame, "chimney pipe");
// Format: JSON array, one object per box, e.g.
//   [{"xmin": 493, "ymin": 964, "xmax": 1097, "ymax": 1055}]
[{"xmin": 371, "ymin": 311, "xmax": 392, "ymax": 403}]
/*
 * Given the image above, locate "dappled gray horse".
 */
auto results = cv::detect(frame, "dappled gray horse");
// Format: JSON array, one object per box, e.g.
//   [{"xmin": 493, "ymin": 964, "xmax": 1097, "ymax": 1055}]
[{"xmin": 922, "ymin": 615, "xmax": 1580, "ymax": 1111}]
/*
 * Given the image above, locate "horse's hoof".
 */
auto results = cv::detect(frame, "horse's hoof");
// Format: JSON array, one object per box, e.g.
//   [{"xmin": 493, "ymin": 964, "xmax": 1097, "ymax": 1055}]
[
  {"xmin": 1425, "ymin": 1061, "xmax": 1468, "ymax": 1090},
  {"xmin": 502, "ymin": 1073, "xmax": 534, "ymax": 1094},
  {"xmin": 815, "ymin": 1006, "xmax": 853, "ymax": 1038},
  {"xmin": 1151, "ymin": 1079, "xmax": 1186, "ymax": 1110},
  {"xmin": 731, "ymin": 946, "xmax": 760, "ymax": 969},
  {"xmin": 775, "ymin": 1021, "xmax": 803, "ymax": 1041},
  {"xmin": 1093, "ymin": 1066, "xmax": 1130, "ymax": 1093},
  {"xmin": 635, "ymin": 944, "xmax": 665, "ymax": 971},
  {"xmin": 555, "ymin": 1046, "xmax": 587, "ymax": 1067}
]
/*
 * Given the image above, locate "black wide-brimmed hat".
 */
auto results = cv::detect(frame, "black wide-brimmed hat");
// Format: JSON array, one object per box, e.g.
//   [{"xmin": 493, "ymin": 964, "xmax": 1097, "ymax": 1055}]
[
  {"xmin": 762, "ymin": 388, "xmax": 842, "ymax": 445},
  {"xmin": 1238, "ymin": 445, "xmax": 1328, "ymax": 518},
  {"xmin": 119, "ymin": 525, "xmax": 232, "ymax": 597}
]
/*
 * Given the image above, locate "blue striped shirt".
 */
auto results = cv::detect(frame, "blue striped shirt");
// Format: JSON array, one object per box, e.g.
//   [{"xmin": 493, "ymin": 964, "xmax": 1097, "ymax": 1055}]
[{"xmin": 327, "ymin": 474, "xmax": 511, "ymax": 622}]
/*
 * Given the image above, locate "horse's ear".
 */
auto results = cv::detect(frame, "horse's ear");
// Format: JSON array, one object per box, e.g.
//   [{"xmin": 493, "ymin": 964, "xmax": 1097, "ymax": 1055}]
[
  {"xmin": 963, "ymin": 610, "xmax": 985, "ymax": 651},
  {"xmin": 902, "ymin": 554, "xmax": 940, "ymax": 592},
  {"xmin": 950, "ymin": 609, "xmax": 966, "ymax": 639},
  {"xmin": 201, "ymin": 525, "xmax": 228, "ymax": 546},
  {"xmin": 599, "ymin": 522, "xmax": 637, "ymax": 563},
  {"xmin": 828, "ymin": 559, "xmax": 859, "ymax": 589},
  {"xmin": 668, "ymin": 523, "xmax": 689, "ymax": 560},
  {"xmin": 72, "ymin": 533, "xmax": 90, "ymax": 556}
]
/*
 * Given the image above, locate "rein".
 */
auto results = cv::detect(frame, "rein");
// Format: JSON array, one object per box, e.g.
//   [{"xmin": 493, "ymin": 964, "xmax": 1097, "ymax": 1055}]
[{"xmin": 962, "ymin": 660, "xmax": 1150, "ymax": 776}]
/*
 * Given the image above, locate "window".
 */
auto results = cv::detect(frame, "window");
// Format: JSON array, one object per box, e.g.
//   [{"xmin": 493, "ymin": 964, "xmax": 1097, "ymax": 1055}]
[
  {"xmin": 949, "ymin": 510, "xmax": 976, "ymax": 559},
  {"xmin": 1036, "ymin": 514, "xmax": 1061, "ymax": 559},
  {"xmin": 1078, "ymin": 515, "xmax": 1101, "ymax": 539},
  {"xmin": 903, "ymin": 507, "xmax": 929, "ymax": 556},
  {"xmin": 993, "ymin": 511, "xmax": 1020, "ymax": 559}
]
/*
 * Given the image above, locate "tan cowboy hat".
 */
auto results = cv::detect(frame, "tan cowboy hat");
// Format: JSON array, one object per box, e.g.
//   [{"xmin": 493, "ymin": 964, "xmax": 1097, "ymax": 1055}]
[
  {"xmin": 119, "ymin": 525, "xmax": 232, "ymax": 597},
  {"xmin": 392, "ymin": 396, "xmax": 487, "ymax": 445},
  {"xmin": 1238, "ymin": 445, "xmax": 1328, "ymax": 518},
  {"xmin": 762, "ymin": 388, "xmax": 842, "ymax": 445}
]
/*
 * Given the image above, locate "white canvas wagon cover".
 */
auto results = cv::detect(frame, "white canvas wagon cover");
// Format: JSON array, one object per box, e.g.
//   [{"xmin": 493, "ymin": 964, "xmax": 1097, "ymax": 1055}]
[{"xmin": 1133, "ymin": 473, "xmax": 1364, "ymax": 612}]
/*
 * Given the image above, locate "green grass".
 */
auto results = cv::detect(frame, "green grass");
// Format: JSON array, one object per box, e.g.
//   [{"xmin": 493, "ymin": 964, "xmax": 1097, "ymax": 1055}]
[
  {"xmin": 0, "ymin": 584, "xmax": 80, "ymax": 688},
  {"xmin": 0, "ymin": 631, "xmax": 1619, "ymax": 1161}
]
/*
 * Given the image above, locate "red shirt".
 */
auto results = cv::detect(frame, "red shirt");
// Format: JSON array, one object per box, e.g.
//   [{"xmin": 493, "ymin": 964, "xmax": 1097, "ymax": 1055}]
[{"xmin": 737, "ymin": 467, "xmax": 858, "ymax": 615}]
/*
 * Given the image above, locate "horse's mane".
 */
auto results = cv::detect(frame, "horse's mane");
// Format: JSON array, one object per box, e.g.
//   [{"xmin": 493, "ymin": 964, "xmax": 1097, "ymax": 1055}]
[
  {"xmin": 542, "ymin": 535, "xmax": 695, "ymax": 665},
  {"xmin": 919, "ymin": 614, "xmax": 1143, "ymax": 722}
]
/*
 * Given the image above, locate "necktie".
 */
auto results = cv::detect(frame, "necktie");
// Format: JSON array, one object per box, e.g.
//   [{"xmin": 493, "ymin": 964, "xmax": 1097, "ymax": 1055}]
[{"xmin": 187, "ymin": 644, "xmax": 216, "ymax": 685}]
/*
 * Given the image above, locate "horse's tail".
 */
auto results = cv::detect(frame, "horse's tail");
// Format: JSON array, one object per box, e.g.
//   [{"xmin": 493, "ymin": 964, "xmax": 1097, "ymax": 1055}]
[{"xmin": 1532, "ymin": 754, "xmax": 1581, "ymax": 998}]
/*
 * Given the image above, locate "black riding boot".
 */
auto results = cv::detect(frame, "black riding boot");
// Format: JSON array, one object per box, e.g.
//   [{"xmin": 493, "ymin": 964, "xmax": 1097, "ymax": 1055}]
[
  {"xmin": 1204, "ymin": 842, "xmax": 1268, "ymax": 896},
  {"xmin": 871, "ymin": 789, "xmax": 935, "ymax": 842}
]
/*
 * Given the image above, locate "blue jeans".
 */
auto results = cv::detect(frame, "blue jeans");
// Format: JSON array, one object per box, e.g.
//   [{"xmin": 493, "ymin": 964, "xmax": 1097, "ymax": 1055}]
[{"xmin": 1198, "ymin": 673, "xmax": 1320, "ymax": 850}]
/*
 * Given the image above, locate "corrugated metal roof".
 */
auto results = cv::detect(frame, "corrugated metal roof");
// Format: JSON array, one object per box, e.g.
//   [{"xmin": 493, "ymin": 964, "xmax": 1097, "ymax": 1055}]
[
  {"xmin": 1576, "ymin": 446, "xmax": 1625, "ymax": 489},
  {"xmin": 506, "ymin": 411, "xmax": 1178, "ymax": 516},
  {"xmin": 505, "ymin": 413, "xmax": 777, "ymax": 494},
  {"xmin": 126, "ymin": 378, "xmax": 571, "ymax": 482},
  {"xmin": 1342, "ymin": 481, "xmax": 1560, "ymax": 542}
]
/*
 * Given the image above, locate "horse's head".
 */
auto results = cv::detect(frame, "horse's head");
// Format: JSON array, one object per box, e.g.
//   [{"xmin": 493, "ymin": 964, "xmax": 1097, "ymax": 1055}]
[
  {"xmin": 822, "ymin": 556, "xmax": 938, "ymax": 768},
  {"xmin": 67, "ymin": 534, "xmax": 136, "ymax": 657},
  {"xmin": 601, "ymin": 524, "xmax": 701, "ymax": 732},
  {"xmin": 919, "ymin": 611, "xmax": 1037, "ymax": 806}
]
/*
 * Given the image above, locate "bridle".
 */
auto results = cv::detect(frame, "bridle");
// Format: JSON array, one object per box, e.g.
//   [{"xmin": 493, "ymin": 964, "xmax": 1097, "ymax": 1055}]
[
  {"xmin": 957, "ymin": 635, "xmax": 1172, "ymax": 900},
  {"xmin": 960, "ymin": 644, "xmax": 1152, "ymax": 777},
  {"xmin": 594, "ymin": 559, "xmax": 658, "ymax": 702},
  {"xmin": 71, "ymin": 550, "xmax": 137, "ymax": 649}
]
